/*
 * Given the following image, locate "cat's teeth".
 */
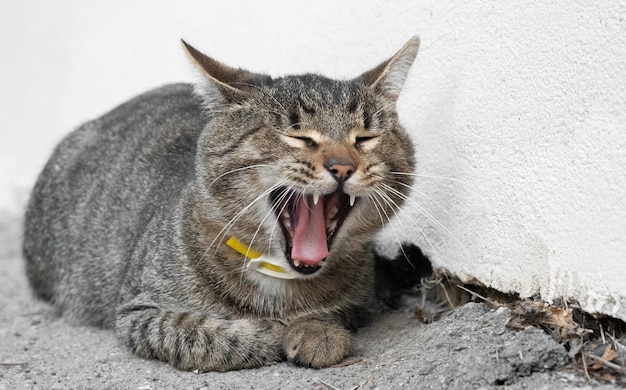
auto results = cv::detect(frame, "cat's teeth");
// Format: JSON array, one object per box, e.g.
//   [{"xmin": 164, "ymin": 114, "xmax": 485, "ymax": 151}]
[
  {"xmin": 327, "ymin": 206, "xmax": 339, "ymax": 219},
  {"xmin": 349, "ymin": 195, "xmax": 356, "ymax": 206},
  {"xmin": 281, "ymin": 210, "xmax": 290, "ymax": 219},
  {"xmin": 283, "ymin": 219, "xmax": 291, "ymax": 229},
  {"xmin": 293, "ymin": 259, "xmax": 301, "ymax": 267},
  {"xmin": 313, "ymin": 193, "xmax": 320, "ymax": 205}
]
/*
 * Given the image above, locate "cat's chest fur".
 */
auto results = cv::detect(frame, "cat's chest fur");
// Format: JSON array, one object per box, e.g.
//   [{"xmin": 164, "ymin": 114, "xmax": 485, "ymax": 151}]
[{"xmin": 23, "ymin": 37, "xmax": 420, "ymax": 371}]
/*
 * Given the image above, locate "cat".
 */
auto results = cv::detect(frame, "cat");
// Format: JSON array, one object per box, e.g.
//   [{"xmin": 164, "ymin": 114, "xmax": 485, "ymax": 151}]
[{"xmin": 22, "ymin": 36, "xmax": 420, "ymax": 372}]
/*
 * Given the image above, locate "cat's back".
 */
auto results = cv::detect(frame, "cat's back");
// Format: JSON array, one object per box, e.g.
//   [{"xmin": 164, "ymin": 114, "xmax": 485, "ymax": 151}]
[{"xmin": 23, "ymin": 83, "xmax": 204, "ymax": 325}]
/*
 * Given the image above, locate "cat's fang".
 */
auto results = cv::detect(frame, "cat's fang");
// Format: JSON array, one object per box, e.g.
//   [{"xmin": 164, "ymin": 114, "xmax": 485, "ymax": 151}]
[
  {"xmin": 313, "ymin": 193, "xmax": 320, "ymax": 205},
  {"xmin": 349, "ymin": 195, "xmax": 356, "ymax": 207}
]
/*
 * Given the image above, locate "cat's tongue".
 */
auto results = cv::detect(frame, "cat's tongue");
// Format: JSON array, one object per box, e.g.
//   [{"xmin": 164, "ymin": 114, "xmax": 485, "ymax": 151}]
[{"xmin": 291, "ymin": 195, "xmax": 329, "ymax": 265}]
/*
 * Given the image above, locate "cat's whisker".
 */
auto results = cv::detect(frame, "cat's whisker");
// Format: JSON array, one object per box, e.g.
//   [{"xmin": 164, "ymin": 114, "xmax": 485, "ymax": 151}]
[
  {"xmin": 372, "ymin": 186, "xmax": 442, "ymax": 265},
  {"xmin": 366, "ymin": 192, "xmax": 389, "ymax": 232},
  {"xmin": 368, "ymin": 191, "xmax": 401, "ymax": 245},
  {"xmin": 389, "ymin": 171, "xmax": 465, "ymax": 183},
  {"xmin": 367, "ymin": 192, "xmax": 393, "ymax": 235},
  {"xmin": 267, "ymin": 186, "xmax": 295, "ymax": 256},
  {"xmin": 240, "ymin": 185, "xmax": 296, "ymax": 281},
  {"xmin": 201, "ymin": 180, "xmax": 288, "ymax": 263},
  {"xmin": 379, "ymin": 182, "xmax": 463, "ymax": 248},
  {"xmin": 375, "ymin": 174, "xmax": 454, "ymax": 214},
  {"xmin": 207, "ymin": 165, "xmax": 275, "ymax": 188},
  {"xmin": 392, "ymin": 180, "xmax": 447, "ymax": 211},
  {"xmin": 369, "ymin": 189, "xmax": 415, "ymax": 268}
]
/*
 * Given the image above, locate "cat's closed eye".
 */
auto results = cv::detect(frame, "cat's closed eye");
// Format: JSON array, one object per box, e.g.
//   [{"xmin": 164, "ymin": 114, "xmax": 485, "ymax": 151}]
[
  {"xmin": 355, "ymin": 136, "xmax": 378, "ymax": 145},
  {"xmin": 354, "ymin": 135, "xmax": 380, "ymax": 151},
  {"xmin": 290, "ymin": 136, "xmax": 318, "ymax": 148}
]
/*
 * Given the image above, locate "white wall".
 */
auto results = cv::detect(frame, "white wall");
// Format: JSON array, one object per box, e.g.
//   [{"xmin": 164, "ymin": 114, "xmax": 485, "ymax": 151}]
[{"xmin": 2, "ymin": 1, "xmax": 625, "ymax": 320}]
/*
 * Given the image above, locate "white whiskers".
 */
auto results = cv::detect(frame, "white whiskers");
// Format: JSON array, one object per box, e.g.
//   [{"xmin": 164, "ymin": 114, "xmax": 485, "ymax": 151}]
[
  {"xmin": 242, "ymin": 185, "xmax": 296, "ymax": 280},
  {"xmin": 207, "ymin": 165, "xmax": 275, "ymax": 188},
  {"xmin": 267, "ymin": 187, "xmax": 295, "ymax": 256},
  {"xmin": 368, "ymin": 190, "xmax": 416, "ymax": 268},
  {"xmin": 379, "ymin": 182, "xmax": 463, "ymax": 248},
  {"xmin": 200, "ymin": 180, "xmax": 288, "ymax": 265},
  {"xmin": 389, "ymin": 171, "xmax": 465, "ymax": 183}
]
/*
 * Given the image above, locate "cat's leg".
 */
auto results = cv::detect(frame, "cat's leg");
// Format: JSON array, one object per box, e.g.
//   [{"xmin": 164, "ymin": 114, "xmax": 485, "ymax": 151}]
[
  {"xmin": 115, "ymin": 303, "xmax": 286, "ymax": 372},
  {"xmin": 283, "ymin": 314, "xmax": 352, "ymax": 368}
]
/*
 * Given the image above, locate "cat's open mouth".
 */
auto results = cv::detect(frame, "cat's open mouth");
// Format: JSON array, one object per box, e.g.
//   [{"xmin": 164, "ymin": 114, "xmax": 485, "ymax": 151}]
[{"xmin": 270, "ymin": 189, "xmax": 355, "ymax": 275}]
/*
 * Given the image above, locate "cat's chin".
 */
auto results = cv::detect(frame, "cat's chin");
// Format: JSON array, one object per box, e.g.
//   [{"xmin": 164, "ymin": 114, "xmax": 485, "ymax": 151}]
[{"xmin": 270, "ymin": 187, "xmax": 356, "ymax": 275}]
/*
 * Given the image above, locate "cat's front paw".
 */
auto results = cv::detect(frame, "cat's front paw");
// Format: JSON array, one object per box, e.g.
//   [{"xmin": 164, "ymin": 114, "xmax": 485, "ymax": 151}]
[{"xmin": 283, "ymin": 317, "xmax": 351, "ymax": 368}]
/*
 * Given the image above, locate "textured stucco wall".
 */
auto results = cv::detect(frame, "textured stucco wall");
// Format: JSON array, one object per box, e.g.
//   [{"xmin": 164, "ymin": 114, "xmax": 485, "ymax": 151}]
[
  {"xmin": 1, "ymin": 1, "xmax": 625, "ymax": 319},
  {"xmin": 379, "ymin": 1, "xmax": 626, "ymax": 320}
]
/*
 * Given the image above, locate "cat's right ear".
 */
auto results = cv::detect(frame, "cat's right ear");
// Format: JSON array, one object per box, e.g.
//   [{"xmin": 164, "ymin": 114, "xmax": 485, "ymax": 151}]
[{"xmin": 181, "ymin": 40, "xmax": 254, "ymax": 108}]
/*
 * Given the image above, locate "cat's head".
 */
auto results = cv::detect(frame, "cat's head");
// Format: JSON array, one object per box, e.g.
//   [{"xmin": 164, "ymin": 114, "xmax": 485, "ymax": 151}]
[{"xmin": 184, "ymin": 37, "xmax": 419, "ymax": 279}]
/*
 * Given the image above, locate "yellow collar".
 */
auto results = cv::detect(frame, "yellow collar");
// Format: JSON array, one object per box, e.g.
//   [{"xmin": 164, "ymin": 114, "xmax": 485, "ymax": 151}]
[{"xmin": 225, "ymin": 237, "xmax": 299, "ymax": 279}]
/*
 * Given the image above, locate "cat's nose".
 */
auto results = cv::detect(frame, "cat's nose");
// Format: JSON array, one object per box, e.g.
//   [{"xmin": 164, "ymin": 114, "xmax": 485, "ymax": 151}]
[{"xmin": 325, "ymin": 159, "xmax": 355, "ymax": 182}]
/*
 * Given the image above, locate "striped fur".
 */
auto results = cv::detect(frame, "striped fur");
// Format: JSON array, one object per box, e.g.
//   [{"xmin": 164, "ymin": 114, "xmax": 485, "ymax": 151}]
[{"xmin": 23, "ymin": 37, "xmax": 419, "ymax": 371}]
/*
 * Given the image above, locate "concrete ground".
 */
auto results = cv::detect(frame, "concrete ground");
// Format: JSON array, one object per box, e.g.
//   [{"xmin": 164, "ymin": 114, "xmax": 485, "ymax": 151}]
[{"xmin": 0, "ymin": 216, "xmax": 618, "ymax": 390}]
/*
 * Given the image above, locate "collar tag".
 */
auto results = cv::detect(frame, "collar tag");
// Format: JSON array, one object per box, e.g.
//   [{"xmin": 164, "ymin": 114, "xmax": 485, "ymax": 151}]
[{"xmin": 225, "ymin": 237, "xmax": 299, "ymax": 280}]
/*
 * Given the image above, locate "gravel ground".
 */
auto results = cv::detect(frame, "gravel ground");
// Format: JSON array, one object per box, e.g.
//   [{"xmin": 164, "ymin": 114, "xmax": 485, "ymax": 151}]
[{"xmin": 0, "ymin": 217, "xmax": 619, "ymax": 390}]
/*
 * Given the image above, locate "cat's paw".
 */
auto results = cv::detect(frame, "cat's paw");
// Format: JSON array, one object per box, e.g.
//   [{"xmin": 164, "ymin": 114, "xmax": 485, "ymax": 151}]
[{"xmin": 283, "ymin": 317, "xmax": 351, "ymax": 368}]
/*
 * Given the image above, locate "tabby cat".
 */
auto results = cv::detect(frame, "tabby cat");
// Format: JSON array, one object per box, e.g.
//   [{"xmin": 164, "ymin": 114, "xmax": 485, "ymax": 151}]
[{"xmin": 22, "ymin": 36, "xmax": 419, "ymax": 371}]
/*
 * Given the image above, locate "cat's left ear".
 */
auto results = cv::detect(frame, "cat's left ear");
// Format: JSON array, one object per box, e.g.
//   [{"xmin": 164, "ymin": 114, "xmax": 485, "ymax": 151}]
[
  {"xmin": 359, "ymin": 36, "xmax": 420, "ymax": 101},
  {"xmin": 181, "ymin": 40, "xmax": 258, "ymax": 108}
]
